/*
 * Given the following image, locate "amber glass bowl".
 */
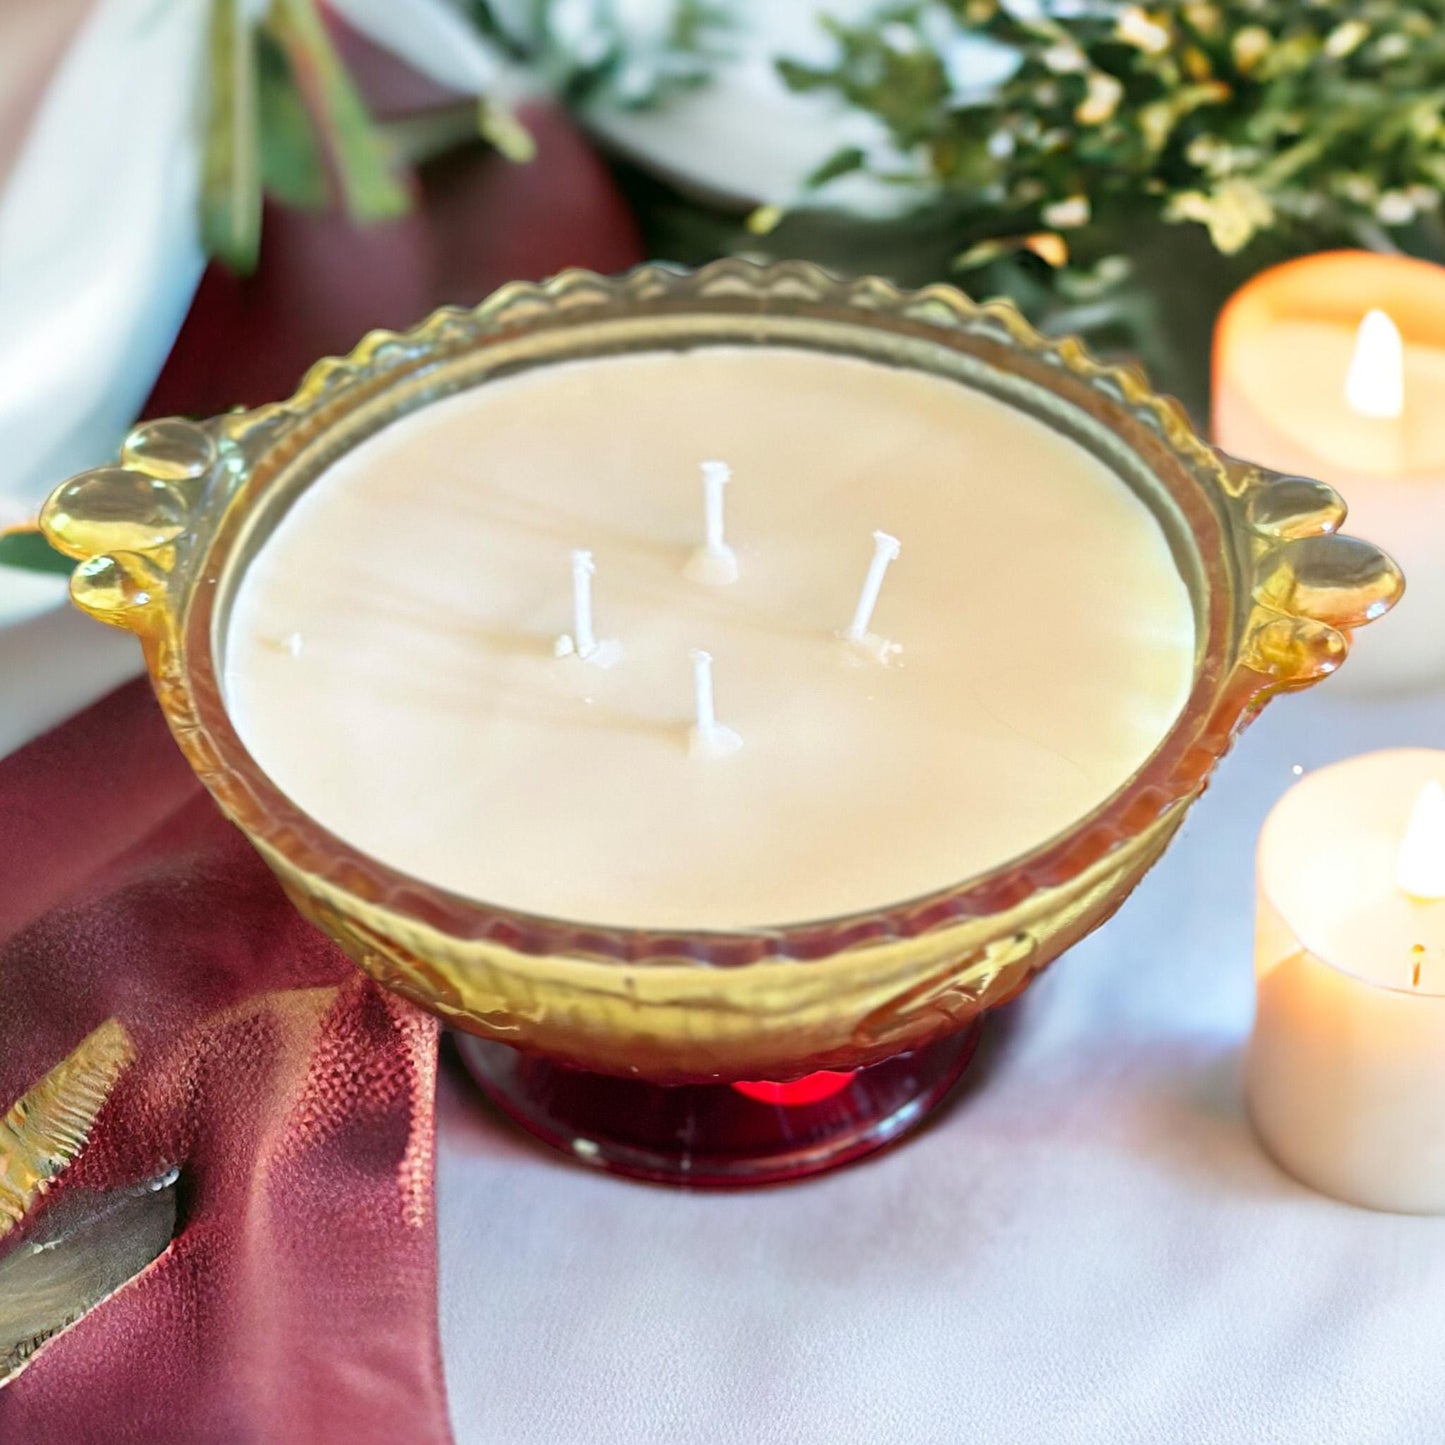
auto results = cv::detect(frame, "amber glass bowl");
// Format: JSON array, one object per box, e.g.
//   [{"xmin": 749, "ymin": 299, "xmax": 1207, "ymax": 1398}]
[{"xmin": 43, "ymin": 261, "xmax": 1401, "ymax": 1184}]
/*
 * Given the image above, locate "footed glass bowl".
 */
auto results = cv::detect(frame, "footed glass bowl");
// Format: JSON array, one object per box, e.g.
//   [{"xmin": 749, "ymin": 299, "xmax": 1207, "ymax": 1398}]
[{"xmin": 42, "ymin": 262, "xmax": 1401, "ymax": 1186}]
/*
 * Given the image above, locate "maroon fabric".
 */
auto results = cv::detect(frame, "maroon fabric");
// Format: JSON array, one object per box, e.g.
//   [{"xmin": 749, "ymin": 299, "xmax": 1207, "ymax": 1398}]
[
  {"xmin": 0, "ymin": 682, "xmax": 449, "ymax": 1444},
  {"xmin": 1, "ymin": 102, "xmax": 642, "ymax": 1441}
]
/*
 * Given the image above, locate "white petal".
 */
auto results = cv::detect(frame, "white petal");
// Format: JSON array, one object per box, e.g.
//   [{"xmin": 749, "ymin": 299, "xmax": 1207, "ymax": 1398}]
[{"xmin": 0, "ymin": 0, "xmax": 207, "ymax": 513}]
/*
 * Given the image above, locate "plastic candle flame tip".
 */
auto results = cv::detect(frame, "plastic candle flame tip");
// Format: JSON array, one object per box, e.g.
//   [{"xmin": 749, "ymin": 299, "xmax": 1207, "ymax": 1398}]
[
  {"xmin": 1344, "ymin": 308, "xmax": 1405, "ymax": 420},
  {"xmin": 1397, "ymin": 781, "xmax": 1445, "ymax": 900}
]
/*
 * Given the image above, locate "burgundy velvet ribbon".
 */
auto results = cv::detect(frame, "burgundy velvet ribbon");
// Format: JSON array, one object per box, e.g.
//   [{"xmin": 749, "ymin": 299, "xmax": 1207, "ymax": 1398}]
[
  {"xmin": 0, "ymin": 681, "xmax": 452, "ymax": 1443},
  {"xmin": 0, "ymin": 99, "xmax": 642, "ymax": 1441}
]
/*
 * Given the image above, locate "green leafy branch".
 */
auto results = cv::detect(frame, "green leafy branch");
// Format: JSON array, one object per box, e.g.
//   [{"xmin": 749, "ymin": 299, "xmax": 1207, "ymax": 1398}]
[
  {"xmin": 199, "ymin": 0, "xmax": 730, "ymax": 274},
  {"xmin": 469, "ymin": 0, "xmax": 730, "ymax": 109},
  {"xmin": 201, "ymin": 0, "xmax": 412, "ymax": 273},
  {"xmin": 780, "ymin": 2, "xmax": 1445, "ymax": 282}
]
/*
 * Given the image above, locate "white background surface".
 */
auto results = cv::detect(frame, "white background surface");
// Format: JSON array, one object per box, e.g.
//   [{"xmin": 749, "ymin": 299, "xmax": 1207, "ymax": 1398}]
[
  {"xmin": 6, "ymin": 568, "xmax": 1445, "ymax": 1445},
  {"xmin": 434, "ymin": 669, "xmax": 1445, "ymax": 1445}
]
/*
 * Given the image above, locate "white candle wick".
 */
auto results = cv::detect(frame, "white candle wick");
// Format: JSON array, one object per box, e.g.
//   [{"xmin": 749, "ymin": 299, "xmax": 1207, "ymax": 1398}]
[
  {"xmin": 571, "ymin": 548, "xmax": 597, "ymax": 657},
  {"xmin": 847, "ymin": 530, "xmax": 902, "ymax": 643},
  {"xmin": 555, "ymin": 549, "xmax": 622, "ymax": 667},
  {"xmin": 1345, "ymin": 308, "xmax": 1405, "ymax": 420},
  {"xmin": 1398, "ymin": 780, "xmax": 1445, "ymax": 900},
  {"xmin": 702, "ymin": 460, "xmax": 730, "ymax": 553},
  {"xmin": 688, "ymin": 648, "xmax": 741, "ymax": 758},
  {"xmin": 684, "ymin": 460, "xmax": 739, "ymax": 585}
]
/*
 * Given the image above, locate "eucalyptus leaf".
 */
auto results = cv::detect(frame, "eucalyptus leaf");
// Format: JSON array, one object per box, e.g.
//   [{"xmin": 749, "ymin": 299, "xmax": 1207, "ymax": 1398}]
[
  {"xmin": 201, "ymin": 0, "xmax": 263, "ymax": 274},
  {"xmin": 0, "ymin": 530, "xmax": 74, "ymax": 577},
  {"xmin": 265, "ymin": 0, "xmax": 409, "ymax": 225},
  {"xmin": 806, "ymin": 146, "xmax": 868, "ymax": 190},
  {"xmin": 257, "ymin": 30, "xmax": 329, "ymax": 209}
]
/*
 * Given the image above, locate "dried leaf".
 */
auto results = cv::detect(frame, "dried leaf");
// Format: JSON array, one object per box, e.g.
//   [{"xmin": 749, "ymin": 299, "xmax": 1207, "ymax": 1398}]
[{"xmin": 0, "ymin": 1019, "xmax": 136, "ymax": 1238}]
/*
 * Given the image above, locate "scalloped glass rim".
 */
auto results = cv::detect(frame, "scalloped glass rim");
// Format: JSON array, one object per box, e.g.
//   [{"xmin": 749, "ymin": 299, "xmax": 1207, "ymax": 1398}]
[{"xmin": 45, "ymin": 260, "xmax": 1402, "ymax": 969}]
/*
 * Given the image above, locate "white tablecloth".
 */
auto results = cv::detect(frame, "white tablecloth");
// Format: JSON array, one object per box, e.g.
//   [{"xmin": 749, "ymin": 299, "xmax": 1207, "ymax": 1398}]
[
  {"xmin": 437, "ymin": 678, "xmax": 1445, "ymax": 1445},
  {"xmin": 7, "ymin": 619, "xmax": 1445, "ymax": 1444}
]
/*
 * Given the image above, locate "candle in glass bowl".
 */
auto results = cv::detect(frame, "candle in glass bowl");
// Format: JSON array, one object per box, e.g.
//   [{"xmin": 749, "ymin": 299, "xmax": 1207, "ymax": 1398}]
[
  {"xmin": 1248, "ymin": 749, "xmax": 1445, "ymax": 1213},
  {"xmin": 1213, "ymin": 250, "xmax": 1445, "ymax": 692},
  {"xmin": 223, "ymin": 345, "xmax": 1197, "ymax": 932}
]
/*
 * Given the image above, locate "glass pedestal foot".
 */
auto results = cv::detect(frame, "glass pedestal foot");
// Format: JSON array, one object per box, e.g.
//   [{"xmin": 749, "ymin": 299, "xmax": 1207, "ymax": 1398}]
[{"xmin": 454, "ymin": 1023, "xmax": 983, "ymax": 1188}]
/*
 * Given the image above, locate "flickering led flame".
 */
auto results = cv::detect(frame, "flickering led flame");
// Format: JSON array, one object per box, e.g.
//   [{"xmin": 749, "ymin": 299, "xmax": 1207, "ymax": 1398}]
[
  {"xmin": 1344, "ymin": 308, "xmax": 1405, "ymax": 419},
  {"xmin": 1397, "ymin": 781, "xmax": 1445, "ymax": 900}
]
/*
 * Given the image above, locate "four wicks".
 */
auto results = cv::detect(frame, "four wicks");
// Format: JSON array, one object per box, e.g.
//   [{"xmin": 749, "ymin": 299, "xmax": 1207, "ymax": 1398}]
[{"xmin": 558, "ymin": 462, "xmax": 901, "ymax": 756}]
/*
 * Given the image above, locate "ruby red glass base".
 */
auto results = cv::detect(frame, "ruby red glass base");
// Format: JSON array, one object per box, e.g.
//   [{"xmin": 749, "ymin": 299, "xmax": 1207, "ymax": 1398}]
[{"xmin": 455, "ymin": 1023, "xmax": 983, "ymax": 1188}]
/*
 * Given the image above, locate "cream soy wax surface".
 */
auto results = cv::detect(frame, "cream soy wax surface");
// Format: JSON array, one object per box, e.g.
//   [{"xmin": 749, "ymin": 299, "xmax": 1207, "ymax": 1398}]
[{"xmin": 224, "ymin": 346, "xmax": 1196, "ymax": 931}]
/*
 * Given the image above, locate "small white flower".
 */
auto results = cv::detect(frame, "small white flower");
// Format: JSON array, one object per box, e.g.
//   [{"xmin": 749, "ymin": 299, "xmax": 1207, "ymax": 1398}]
[
  {"xmin": 988, "ymin": 130, "xmax": 1016, "ymax": 160},
  {"xmin": 1339, "ymin": 174, "xmax": 1377, "ymax": 205},
  {"xmin": 548, "ymin": 0, "xmax": 611, "ymax": 69},
  {"xmin": 612, "ymin": 56, "xmax": 659, "ymax": 104},
  {"xmin": 1042, "ymin": 194, "xmax": 1091, "ymax": 229},
  {"xmin": 1376, "ymin": 191, "xmax": 1416, "ymax": 225},
  {"xmin": 1043, "ymin": 43, "xmax": 1087, "ymax": 74}
]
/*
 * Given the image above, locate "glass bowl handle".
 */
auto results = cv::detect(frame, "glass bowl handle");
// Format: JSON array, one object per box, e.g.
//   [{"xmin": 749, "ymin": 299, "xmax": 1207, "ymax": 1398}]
[
  {"xmin": 40, "ymin": 422, "xmax": 1406, "ymax": 691},
  {"xmin": 1223, "ymin": 458, "xmax": 1404, "ymax": 688},
  {"xmin": 40, "ymin": 418, "xmax": 228, "ymax": 641}
]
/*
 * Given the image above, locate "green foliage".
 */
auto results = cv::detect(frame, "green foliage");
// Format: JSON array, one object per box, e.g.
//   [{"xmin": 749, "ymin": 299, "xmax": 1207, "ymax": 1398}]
[
  {"xmin": 197, "ymin": 0, "xmax": 728, "ymax": 272},
  {"xmin": 201, "ymin": 0, "xmax": 407, "ymax": 274},
  {"xmin": 781, "ymin": 2, "xmax": 1445, "ymax": 279},
  {"xmin": 471, "ymin": 0, "xmax": 730, "ymax": 108},
  {"xmin": 200, "ymin": 0, "xmax": 262, "ymax": 273},
  {"xmin": 256, "ymin": 30, "xmax": 329, "ymax": 210},
  {"xmin": 0, "ymin": 530, "xmax": 73, "ymax": 578},
  {"xmin": 265, "ymin": 0, "xmax": 411, "ymax": 227}
]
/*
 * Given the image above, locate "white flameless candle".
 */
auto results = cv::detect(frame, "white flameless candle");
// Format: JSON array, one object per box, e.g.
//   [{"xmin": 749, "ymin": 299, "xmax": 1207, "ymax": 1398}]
[
  {"xmin": 225, "ymin": 346, "xmax": 1195, "ymax": 930},
  {"xmin": 684, "ymin": 460, "xmax": 738, "ymax": 585},
  {"xmin": 1248, "ymin": 750, "xmax": 1445, "ymax": 1212},
  {"xmin": 1214, "ymin": 251, "xmax": 1445, "ymax": 691},
  {"xmin": 688, "ymin": 648, "xmax": 741, "ymax": 758}
]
